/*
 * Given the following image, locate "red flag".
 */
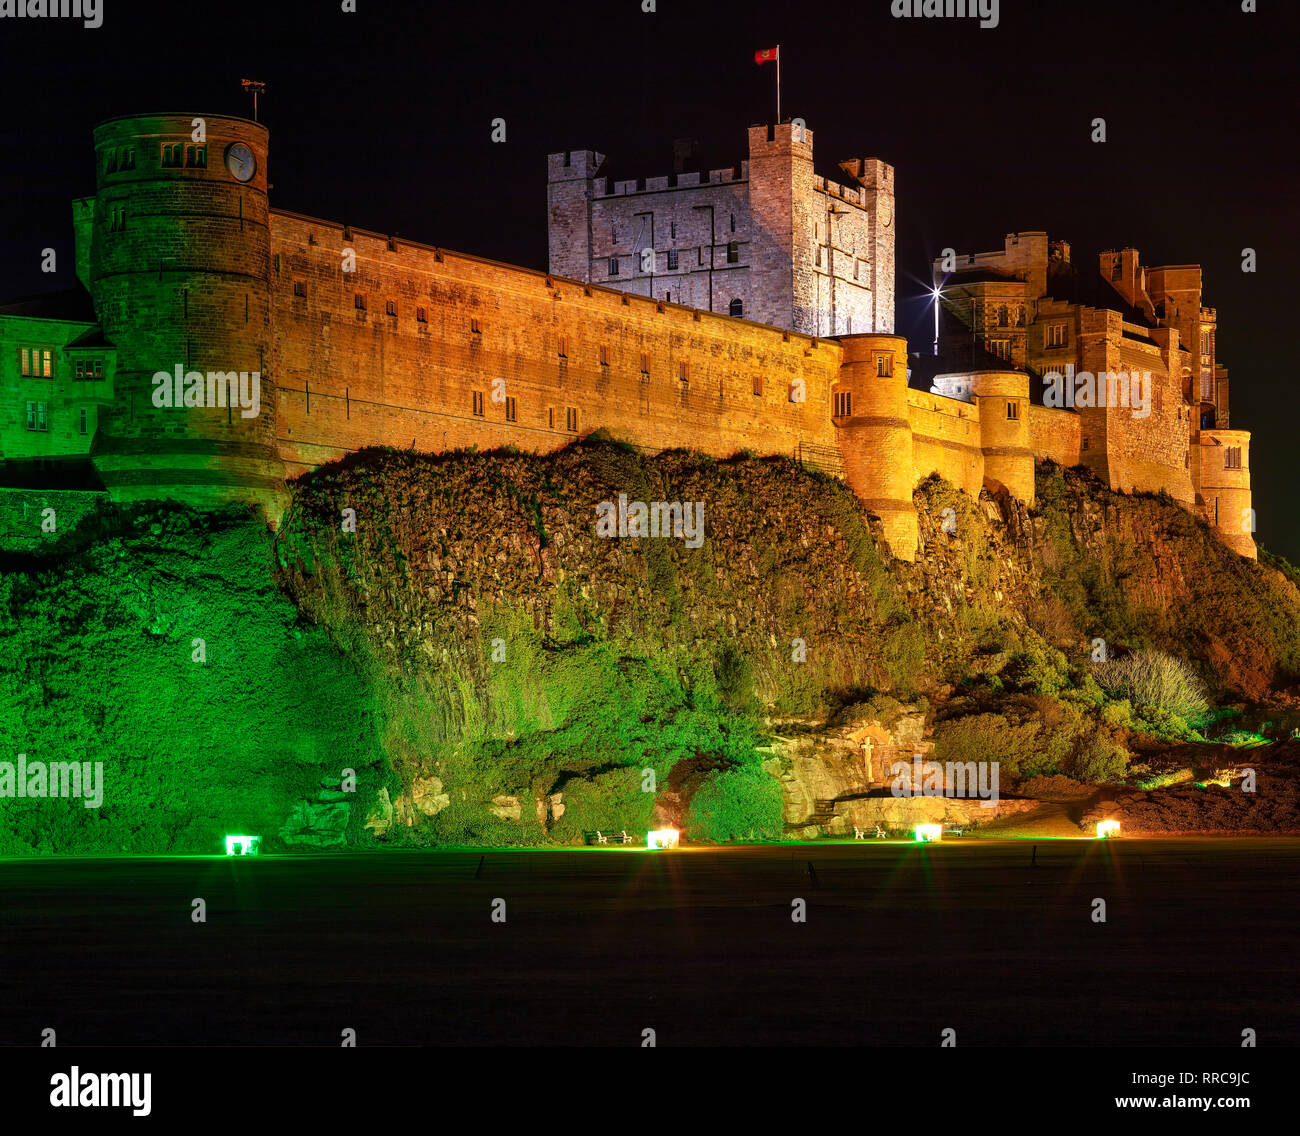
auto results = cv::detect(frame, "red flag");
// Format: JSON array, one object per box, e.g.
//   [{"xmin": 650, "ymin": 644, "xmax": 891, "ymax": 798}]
[{"xmin": 755, "ymin": 47, "xmax": 778, "ymax": 65}]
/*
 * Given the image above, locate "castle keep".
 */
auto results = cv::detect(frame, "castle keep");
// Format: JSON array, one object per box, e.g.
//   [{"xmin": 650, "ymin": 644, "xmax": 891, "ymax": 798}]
[{"xmin": 0, "ymin": 114, "xmax": 1254, "ymax": 560}]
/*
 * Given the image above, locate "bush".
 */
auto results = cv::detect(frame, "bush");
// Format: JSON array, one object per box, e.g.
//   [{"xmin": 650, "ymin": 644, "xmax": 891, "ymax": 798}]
[
  {"xmin": 684, "ymin": 765, "xmax": 784, "ymax": 842},
  {"xmin": 1092, "ymin": 649, "xmax": 1209, "ymax": 723},
  {"xmin": 1067, "ymin": 732, "xmax": 1130, "ymax": 782}
]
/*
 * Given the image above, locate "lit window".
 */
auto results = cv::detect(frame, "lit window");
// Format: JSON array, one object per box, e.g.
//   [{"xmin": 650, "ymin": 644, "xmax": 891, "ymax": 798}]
[{"xmin": 876, "ymin": 355, "xmax": 892, "ymax": 377}]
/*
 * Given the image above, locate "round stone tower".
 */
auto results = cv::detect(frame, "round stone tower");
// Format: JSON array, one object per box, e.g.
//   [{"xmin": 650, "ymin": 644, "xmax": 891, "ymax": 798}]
[
  {"xmin": 87, "ymin": 112, "xmax": 286, "ymax": 519},
  {"xmin": 971, "ymin": 370, "xmax": 1034, "ymax": 505},
  {"xmin": 832, "ymin": 334, "xmax": 917, "ymax": 560}
]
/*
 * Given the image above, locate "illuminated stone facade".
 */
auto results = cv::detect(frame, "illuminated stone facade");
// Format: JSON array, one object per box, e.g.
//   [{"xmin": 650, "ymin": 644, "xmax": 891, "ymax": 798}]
[{"xmin": 0, "ymin": 115, "xmax": 1254, "ymax": 561}]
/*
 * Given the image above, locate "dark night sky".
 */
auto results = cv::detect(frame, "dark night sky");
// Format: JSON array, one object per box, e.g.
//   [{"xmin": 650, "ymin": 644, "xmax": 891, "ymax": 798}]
[{"xmin": 2, "ymin": 0, "xmax": 1297, "ymax": 560}]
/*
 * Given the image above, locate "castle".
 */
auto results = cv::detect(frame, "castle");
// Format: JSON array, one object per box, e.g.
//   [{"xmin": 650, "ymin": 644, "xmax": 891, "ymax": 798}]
[{"xmin": 0, "ymin": 114, "xmax": 1254, "ymax": 561}]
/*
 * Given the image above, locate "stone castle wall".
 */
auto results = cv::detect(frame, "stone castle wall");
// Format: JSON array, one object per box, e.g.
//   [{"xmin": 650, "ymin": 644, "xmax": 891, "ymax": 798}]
[
  {"xmin": 0, "ymin": 114, "xmax": 1254, "ymax": 563},
  {"xmin": 269, "ymin": 211, "xmax": 842, "ymax": 482}
]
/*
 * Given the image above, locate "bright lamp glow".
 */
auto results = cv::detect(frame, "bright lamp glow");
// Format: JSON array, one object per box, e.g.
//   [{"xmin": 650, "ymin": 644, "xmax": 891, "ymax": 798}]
[
  {"xmin": 1096, "ymin": 820, "xmax": 1121, "ymax": 839},
  {"xmin": 647, "ymin": 828, "xmax": 679, "ymax": 849},
  {"xmin": 914, "ymin": 823, "xmax": 943, "ymax": 843},
  {"xmin": 224, "ymin": 834, "xmax": 261, "ymax": 856}
]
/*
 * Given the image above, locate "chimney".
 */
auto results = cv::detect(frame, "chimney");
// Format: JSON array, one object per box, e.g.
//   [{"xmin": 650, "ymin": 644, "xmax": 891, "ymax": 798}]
[{"xmin": 672, "ymin": 137, "xmax": 698, "ymax": 174}]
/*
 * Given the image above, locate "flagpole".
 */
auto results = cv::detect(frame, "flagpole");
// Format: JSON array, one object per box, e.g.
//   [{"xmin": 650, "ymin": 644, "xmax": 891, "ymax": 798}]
[{"xmin": 776, "ymin": 44, "xmax": 782, "ymax": 123}]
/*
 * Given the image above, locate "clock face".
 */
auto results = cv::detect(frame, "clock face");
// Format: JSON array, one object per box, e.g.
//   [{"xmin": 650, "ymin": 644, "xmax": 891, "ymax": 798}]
[{"xmin": 226, "ymin": 142, "xmax": 255, "ymax": 182}]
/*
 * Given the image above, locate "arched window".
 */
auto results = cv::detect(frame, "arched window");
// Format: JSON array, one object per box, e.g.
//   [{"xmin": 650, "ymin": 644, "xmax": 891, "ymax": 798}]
[{"xmin": 729, "ymin": 298, "xmax": 743, "ymax": 317}]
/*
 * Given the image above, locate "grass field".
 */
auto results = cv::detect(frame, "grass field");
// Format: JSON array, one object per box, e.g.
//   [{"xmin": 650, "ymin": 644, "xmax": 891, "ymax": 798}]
[{"xmin": 1, "ymin": 839, "xmax": 1296, "ymax": 1046}]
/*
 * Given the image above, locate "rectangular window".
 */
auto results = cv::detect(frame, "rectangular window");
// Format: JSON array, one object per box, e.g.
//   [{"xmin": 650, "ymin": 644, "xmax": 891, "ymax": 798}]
[
  {"xmin": 599, "ymin": 345, "xmax": 609, "ymax": 367},
  {"xmin": 293, "ymin": 280, "xmax": 307, "ymax": 297},
  {"xmin": 1225, "ymin": 446, "xmax": 1242, "ymax": 470},
  {"xmin": 470, "ymin": 317, "xmax": 481, "ymax": 334},
  {"xmin": 667, "ymin": 250, "xmax": 679, "ymax": 270},
  {"xmin": 185, "ymin": 145, "xmax": 206, "ymax": 168},
  {"xmin": 727, "ymin": 241, "xmax": 739, "ymax": 264},
  {"xmin": 558, "ymin": 336, "xmax": 568, "ymax": 359},
  {"xmin": 566, "ymin": 406, "xmax": 579, "ymax": 433},
  {"xmin": 753, "ymin": 375, "xmax": 763, "ymax": 397},
  {"xmin": 640, "ymin": 352, "xmax": 649, "ymax": 375},
  {"xmin": 25, "ymin": 401, "xmax": 48, "ymax": 432},
  {"xmin": 1047, "ymin": 323, "xmax": 1067, "ymax": 348},
  {"xmin": 988, "ymin": 340, "xmax": 1011, "ymax": 361},
  {"xmin": 105, "ymin": 150, "xmax": 118, "ymax": 174},
  {"xmin": 75, "ymin": 358, "xmax": 104, "ymax": 380},
  {"xmin": 608, "ymin": 257, "xmax": 619, "ymax": 276},
  {"xmin": 876, "ymin": 355, "xmax": 892, "ymax": 377},
  {"xmin": 1006, "ymin": 400, "xmax": 1019, "ymax": 420},
  {"xmin": 834, "ymin": 391, "xmax": 852, "ymax": 417},
  {"xmin": 161, "ymin": 143, "xmax": 184, "ymax": 168},
  {"xmin": 385, "ymin": 300, "xmax": 397, "ymax": 316},
  {"xmin": 354, "ymin": 293, "xmax": 366, "ymax": 310},
  {"xmin": 548, "ymin": 407, "xmax": 555, "ymax": 429},
  {"xmin": 79, "ymin": 408, "xmax": 89, "ymax": 435},
  {"xmin": 416, "ymin": 306, "xmax": 428, "ymax": 323},
  {"xmin": 20, "ymin": 347, "xmax": 30, "ymax": 376},
  {"xmin": 472, "ymin": 390, "xmax": 484, "ymax": 417},
  {"xmin": 679, "ymin": 361, "xmax": 689, "ymax": 384},
  {"xmin": 122, "ymin": 148, "xmax": 135, "ymax": 170},
  {"xmin": 504, "ymin": 395, "xmax": 518, "ymax": 422}
]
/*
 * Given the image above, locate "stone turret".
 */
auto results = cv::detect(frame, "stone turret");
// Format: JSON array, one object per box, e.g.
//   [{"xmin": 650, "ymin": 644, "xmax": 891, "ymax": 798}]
[
  {"xmin": 832, "ymin": 333, "xmax": 916, "ymax": 560},
  {"xmin": 86, "ymin": 112, "xmax": 286, "ymax": 520}
]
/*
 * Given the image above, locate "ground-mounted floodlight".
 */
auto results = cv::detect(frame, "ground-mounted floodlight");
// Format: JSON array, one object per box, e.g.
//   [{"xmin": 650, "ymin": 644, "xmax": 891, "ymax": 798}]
[
  {"xmin": 647, "ymin": 828, "xmax": 679, "ymax": 849},
  {"xmin": 1096, "ymin": 820, "xmax": 1121, "ymax": 839},
  {"xmin": 224, "ymin": 834, "xmax": 261, "ymax": 856},
  {"xmin": 914, "ymin": 823, "xmax": 943, "ymax": 843}
]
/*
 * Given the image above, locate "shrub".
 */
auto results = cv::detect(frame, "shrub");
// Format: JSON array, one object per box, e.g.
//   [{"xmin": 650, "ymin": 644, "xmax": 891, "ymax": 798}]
[
  {"xmin": 1067, "ymin": 732, "xmax": 1130, "ymax": 782},
  {"xmin": 1092, "ymin": 649, "xmax": 1209, "ymax": 723},
  {"xmin": 684, "ymin": 765, "xmax": 784, "ymax": 842}
]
